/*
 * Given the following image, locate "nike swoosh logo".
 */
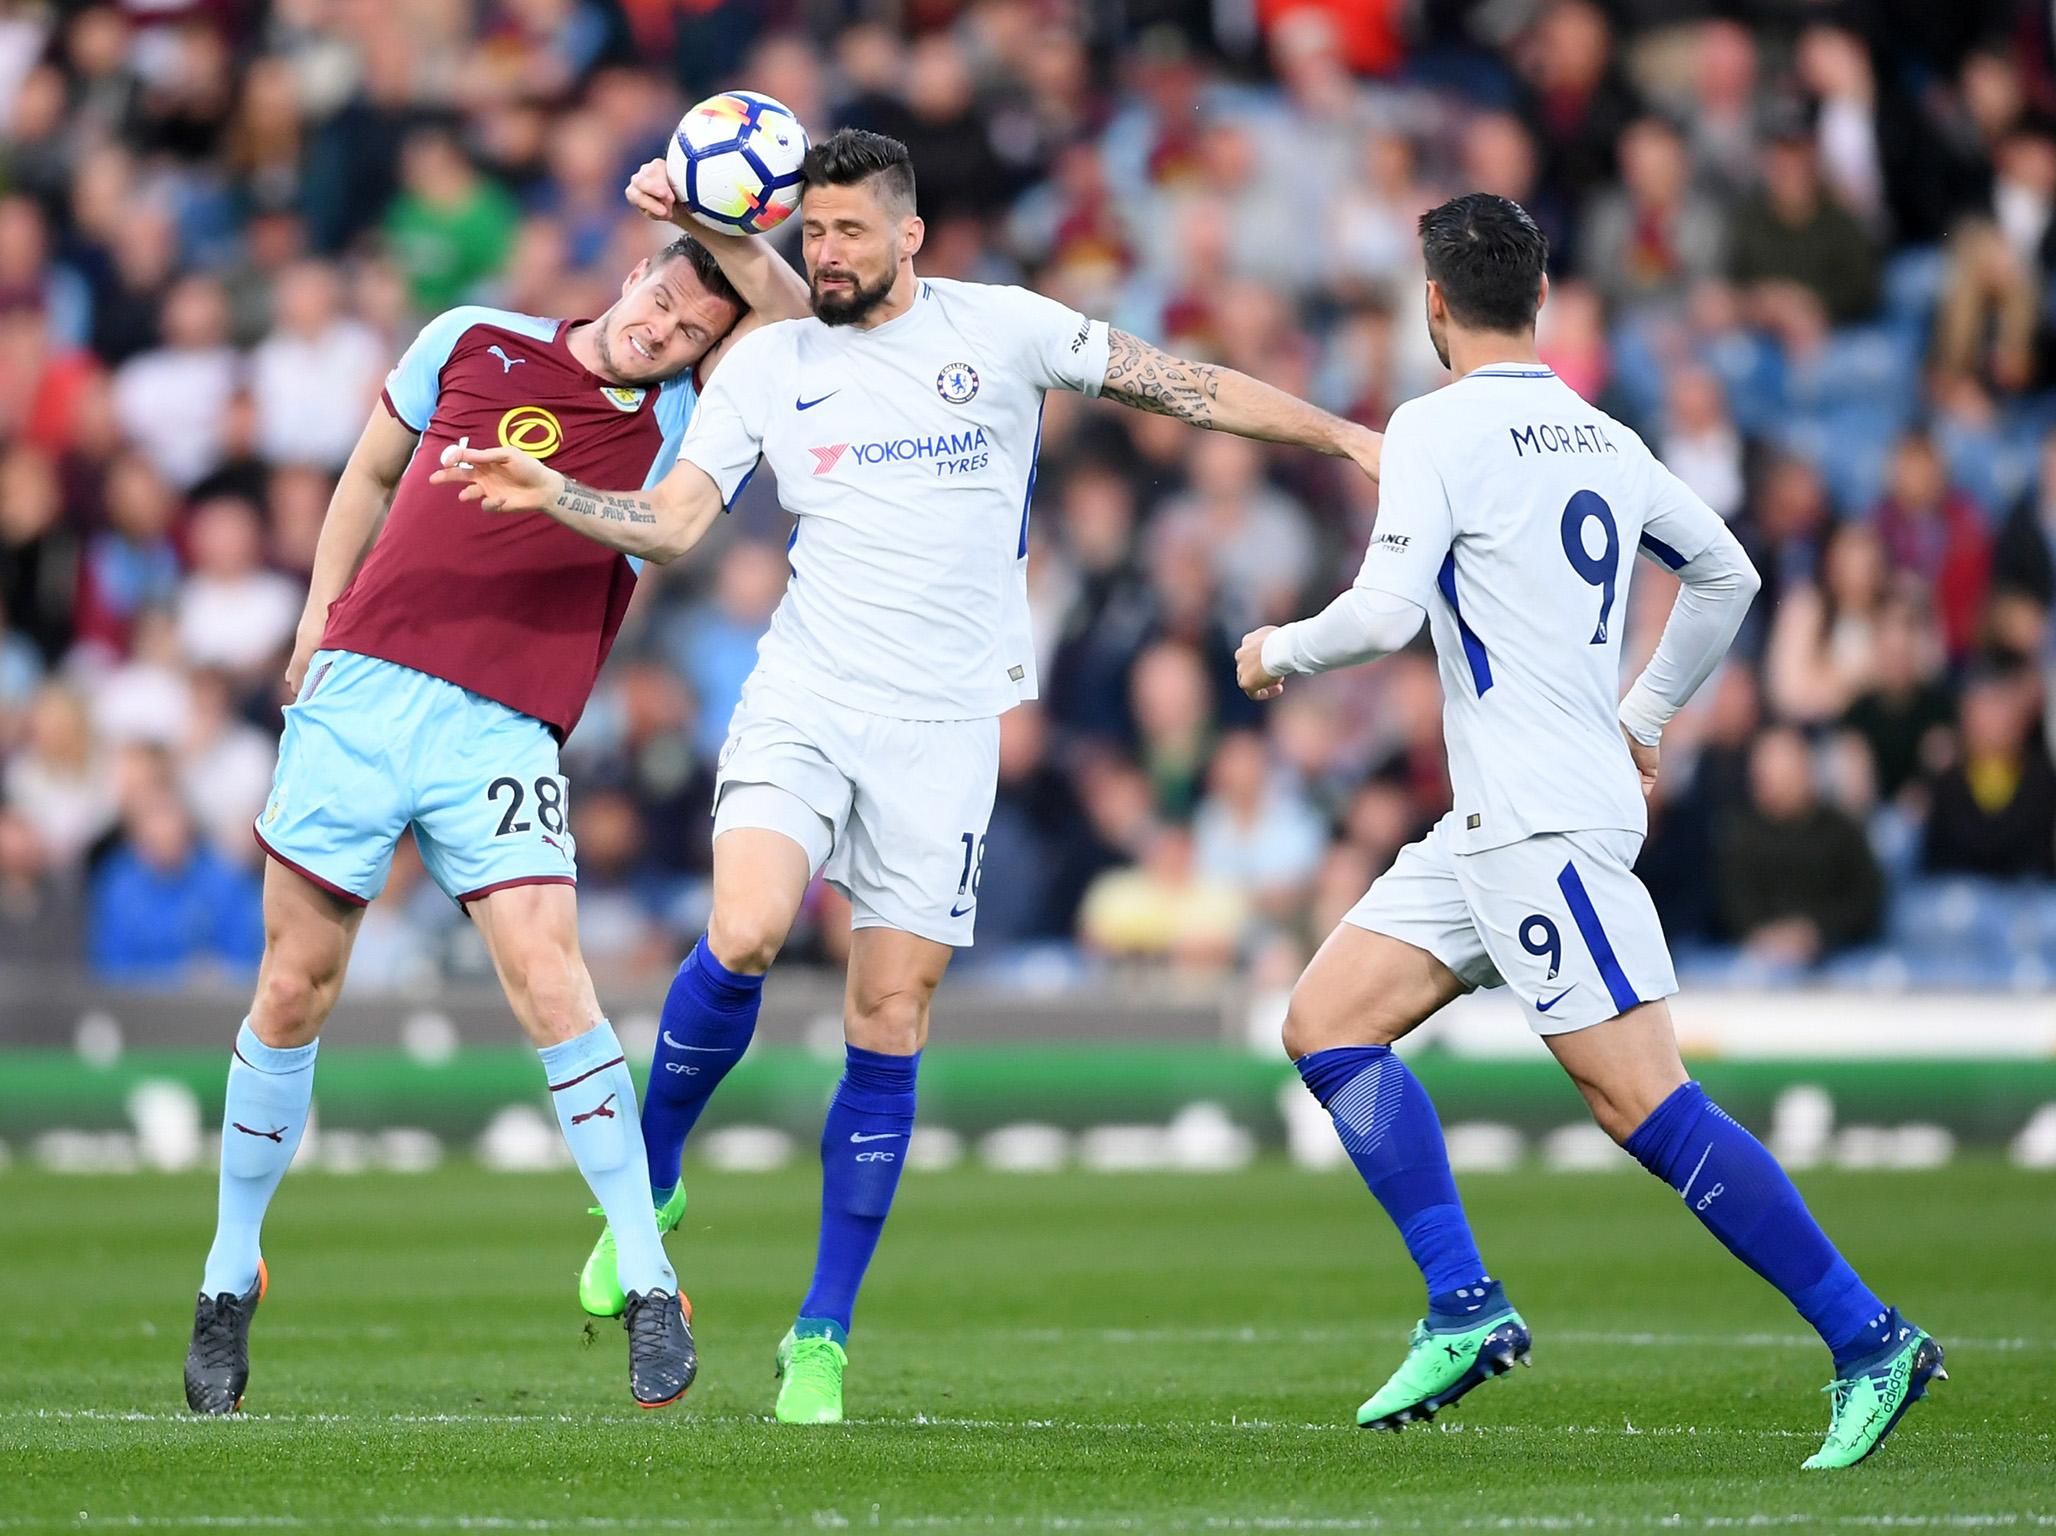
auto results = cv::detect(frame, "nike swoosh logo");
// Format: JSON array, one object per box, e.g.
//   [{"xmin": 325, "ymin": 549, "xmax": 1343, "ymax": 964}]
[
  {"xmin": 795, "ymin": 392, "xmax": 839, "ymax": 411},
  {"xmin": 1535, "ymin": 985, "xmax": 1577, "ymax": 1013},
  {"xmin": 660, "ymin": 1031, "xmax": 732, "ymax": 1053},
  {"xmin": 849, "ymin": 1131, "xmax": 905, "ymax": 1144},
  {"xmin": 949, "ymin": 901, "xmax": 976, "ymax": 917}
]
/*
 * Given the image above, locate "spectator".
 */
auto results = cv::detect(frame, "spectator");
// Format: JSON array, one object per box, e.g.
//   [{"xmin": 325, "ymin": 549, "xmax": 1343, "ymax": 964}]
[
  {"xmin": 1838, "ymin": 595, "xmax": 1955, "ymax": 808},
  {"xmin": 569, "ymin": 783, "xmax": 671, "ymax": 981},
  {"xmin": 657, "ymin": 541, "xmax": 785, "ymax": 761},
  {"xmin": 1128, "ymin": 640, "xmax": 1216, "ymax": 820},
  {"xmin": 86, "ymin": 779, "xmax": 262, "ymax": 985},
  {"xmin": 0, "ymin": 805, "xmax": 81, "ymax": 967},
  {"xmin": 1153, "ymin": 433, "xmax": 1314, "ymax": 633},
  {"xmin": 4, "ymin": 683, "xmax": 115, "ymax": 867},
  {"xmin": 0, "ymin": 441, "xmax": 80, "ymax": 664},
  {"xmin": 73, "ymin": 452, "xmax": 182, "ymax": 659},
  {"xmin": 177, "ymin": 667, "xmax": 275, "ymax": 865},
  {"xmin": 174, "ymin": 495, "xmax": 301, "ymax": 682},
  {"xmin": 1049, "ymin": 464, "xmax": 1153, "ymax": 743},
  {"xmin": 1192, "ymin": 729, "xmax": 1326, "ymax": 918},
  {"xmin": 1871, "ymin": 434, "xmax": 1991, "ymax": 661},
  {"xmin": 1659, "ymin": 368, "xmax": 1744, "ymax": 521},
  {"xmin": 1079, "ymin": 822, "xmax": 1248, "ymax": 970},
  {"xmin": 1579, "ymin": 116, "xmax": 1727, "ymax": 315},
  {"xmin": 1767, "ymin": 522, "xmax": 1892, "ymax": 725},
  {"xmin": 1994, "ymin": 428, "xmax": 2056, "ymax": 610},
  {"xmin": 978, "ymin": 701, "xmax": 1103, "ymax": 948},
  {"xmin": 249, "ymin": 260, "xmax": 385, "ymax": 470},
  {"xmin": 1922, "ymin": 668, "xmax": 2056, "ymax": 879},
  {"xmin": 383, "ymin": 126, "xmax": 520, "ymax": 314},
  {"xmin": 112, "ymin": 273, "xmax": 241, "ymax": 490},
  {"xmin": 1716, "ymin": 725, "xmax": 1883, "ymax": 966},
  {"xmin": 1729, "ymin": 120, "xmax": 1880, "ymax": 327}
]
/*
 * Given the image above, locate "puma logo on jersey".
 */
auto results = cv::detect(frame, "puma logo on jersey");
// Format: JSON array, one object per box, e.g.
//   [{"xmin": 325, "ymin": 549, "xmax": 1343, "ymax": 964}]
[{"xmin": 488, "ymin": 346, "xmax": 526, "ymax": 374}]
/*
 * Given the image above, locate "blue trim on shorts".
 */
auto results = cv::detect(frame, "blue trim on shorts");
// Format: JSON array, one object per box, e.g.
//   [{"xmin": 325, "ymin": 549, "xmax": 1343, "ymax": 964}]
[{"xmin": 1556, "ymin": 859, "xmax": 1640, "ymax": 1014}]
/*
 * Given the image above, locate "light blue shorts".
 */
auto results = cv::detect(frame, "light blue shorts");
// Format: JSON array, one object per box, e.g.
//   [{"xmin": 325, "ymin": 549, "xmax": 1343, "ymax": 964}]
[{"xmin": 255, "ymin": 650, "xmax": 577, "ymax": 906}]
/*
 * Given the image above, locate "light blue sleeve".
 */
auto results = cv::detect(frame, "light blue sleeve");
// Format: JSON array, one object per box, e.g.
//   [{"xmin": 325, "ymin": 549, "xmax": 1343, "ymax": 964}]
[
  {"xmin": 382, "ymin": 306, "xmax": 558, "ymax": 432},
  {"xmin": 643, "ymin": 375, "xmax": 699, "ymax": 489}
]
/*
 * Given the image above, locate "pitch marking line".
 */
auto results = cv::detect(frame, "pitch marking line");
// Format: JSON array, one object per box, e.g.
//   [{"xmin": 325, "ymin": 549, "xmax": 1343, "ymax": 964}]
[{"xmin": 8, "ymin": 1520, "xmax": 2056, "ymax": 1531}]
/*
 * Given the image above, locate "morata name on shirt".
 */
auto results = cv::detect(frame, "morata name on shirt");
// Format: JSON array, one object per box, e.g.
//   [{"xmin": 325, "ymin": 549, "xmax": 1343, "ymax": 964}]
[{"xmin": 1508, "ymin": 421, "xmax": 1620, "ymax": 457}]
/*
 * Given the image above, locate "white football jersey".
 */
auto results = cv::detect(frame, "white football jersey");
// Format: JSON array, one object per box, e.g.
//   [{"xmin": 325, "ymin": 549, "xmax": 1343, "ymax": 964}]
[
  {"xmin": 677, "ymin": 278, "xmax": 1111, "ymax": 720},
  {"xmin": 1355, "ymin": 364, "xmax": 1729, "ymax": 854}
]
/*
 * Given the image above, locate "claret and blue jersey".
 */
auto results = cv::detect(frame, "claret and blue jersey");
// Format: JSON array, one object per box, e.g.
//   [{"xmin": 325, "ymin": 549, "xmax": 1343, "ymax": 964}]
[{"xmin": 258, "ymin": 306, "xmax": 702, "ymax": 908}]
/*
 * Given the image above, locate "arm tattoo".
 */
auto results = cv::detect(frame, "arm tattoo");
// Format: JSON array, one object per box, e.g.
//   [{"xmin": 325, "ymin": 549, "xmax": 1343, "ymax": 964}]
[
  {"xmin": 1101, "ymin": 329, "xmax": 1223, "ymax": 427},
  {"xmin": 556, "ymin": 478, "xmax": 657, "ymax": 526}
]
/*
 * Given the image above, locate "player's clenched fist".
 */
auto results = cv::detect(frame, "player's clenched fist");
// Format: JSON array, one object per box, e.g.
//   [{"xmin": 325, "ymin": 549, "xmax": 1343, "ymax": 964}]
[
  {"xmin": 430, "ymin": 440, "xmax": 563, "ymax": 515},
  {"xmin": 624, "ymin": 157, "xmax": 686, "ymax": 227},
  {"xmin": 1236, "ymin": 627, "xmax": 1285, "ymax": 701}
]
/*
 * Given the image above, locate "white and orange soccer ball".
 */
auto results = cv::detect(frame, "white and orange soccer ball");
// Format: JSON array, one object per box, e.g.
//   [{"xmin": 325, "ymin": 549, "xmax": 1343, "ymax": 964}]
[{"xmin": 665, "ymin": 90, "xmax": 808, "ymax": 236}]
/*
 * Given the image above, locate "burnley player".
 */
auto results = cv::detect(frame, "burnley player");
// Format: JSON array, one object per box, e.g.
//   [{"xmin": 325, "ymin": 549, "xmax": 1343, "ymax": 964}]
[
  {"xmin": 181, "ymin": 162, "xmax": 809, "ymax": 1415},
  {"xmin": 1234, "ymin": 194, "xmax": 1941, "ymax": 1468},
  {"xmin": 434, "ymin": 128, "xmax": 1383, "ymax": 1423}
]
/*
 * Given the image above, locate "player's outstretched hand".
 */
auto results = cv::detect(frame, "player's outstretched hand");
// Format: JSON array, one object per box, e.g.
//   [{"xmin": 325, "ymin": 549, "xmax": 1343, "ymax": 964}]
[
  {"xmin": 1236, "ymin": 627, "xmax": 1285, "ymax": 701},
  {"xmin": 1343, "ymin": 424, "xmax": 1383, "ymax": 483},
  {"xmin": 1621, "ymin": 726, "xmax": 1659, "ymax": 799},
  {"xmin": 624, "ymin": 157, "xmax": 687, "ymax": 228},
  {"xmin": 430, "ymin": 440, "xmax": 563, "ymax": 515}
]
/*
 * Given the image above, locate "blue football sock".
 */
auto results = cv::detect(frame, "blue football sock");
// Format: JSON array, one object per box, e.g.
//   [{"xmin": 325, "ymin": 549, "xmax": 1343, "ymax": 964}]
[
  {"xmin": 798, "ymin": 1044, "xmax": 919, "ymax": 1335},
  {"xmin": 201, "ymin": 1022, "xmax": 317, "ymax": 1297},
  {"xmin": 1297, "ymin": 1046, "xmax": 1494, "ymax": 1317},
  {"xmin": 1625, "ymin": 1081, "xmax": 1892, "ymax": 1373},
  {"xmin": 641, "ymin": 935, "xmax": 762, "ymax": 1201},
  {"xmin": 542, "ymin": 1021, "xmax": 676, "ymax": 1298}
]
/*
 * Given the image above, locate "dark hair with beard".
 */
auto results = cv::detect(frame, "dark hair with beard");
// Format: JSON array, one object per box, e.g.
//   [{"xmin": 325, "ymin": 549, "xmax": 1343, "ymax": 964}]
[
  {"xmin": 658, "ymin": 233, "xmax": 741, "ymax": 309},
  {"xmin": 799, "ymin": 127, "xmax": 917, "ymax": 217},
  {"xmin": 1417, "ymin": 193, "xmax": 1547, "ymax": 333}
]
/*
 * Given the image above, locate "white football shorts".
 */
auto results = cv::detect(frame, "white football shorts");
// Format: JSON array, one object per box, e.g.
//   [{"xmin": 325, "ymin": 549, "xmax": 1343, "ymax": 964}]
[
  {"xmin": 1345, "ymin": 811, "xmax": 1678, "ymax": 1035},
  {"xmin": 713, "ymin": 669, "xmax": 1000, "ymax": 948}
]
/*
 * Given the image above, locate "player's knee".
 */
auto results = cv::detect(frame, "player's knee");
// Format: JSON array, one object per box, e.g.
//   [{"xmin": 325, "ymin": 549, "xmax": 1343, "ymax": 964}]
[
  {"xmin": 846, "ymin": 986, "xmax": 929, "ymax": 1056},
  {"xmin": 249, "ymin": 966, "xmax": 328, "ymax": 1043},
  {"xmin": 1280, "ymin": 985, "xmax": 1404, "ymax": 1060},
  {"xmin": 706, "ymin": 907, "xmax": 787, "ymax": 975}
]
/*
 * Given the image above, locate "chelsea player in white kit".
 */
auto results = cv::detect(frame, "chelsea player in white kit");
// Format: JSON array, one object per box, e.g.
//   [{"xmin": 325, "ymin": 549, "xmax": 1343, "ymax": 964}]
[
  {"xmin": 437, "ymin": 128, "xmax": 1383, "ymax": 1422},
  {"xmin": 1235, "ymin": 195, "xmax": 1941, "ymax": 1468}
]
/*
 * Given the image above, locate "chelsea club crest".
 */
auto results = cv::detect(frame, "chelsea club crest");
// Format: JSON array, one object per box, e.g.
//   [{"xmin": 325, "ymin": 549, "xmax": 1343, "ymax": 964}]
[{"xmin": 936, "ymin": 362, "xmax": 980, "ymax": 404}]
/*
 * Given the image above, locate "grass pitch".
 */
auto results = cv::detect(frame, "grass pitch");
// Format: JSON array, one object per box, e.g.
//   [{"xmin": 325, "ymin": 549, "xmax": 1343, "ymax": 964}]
[{"xmin": 3, "ymin": 1158, "xmax": 2050, "ymax": 1532}]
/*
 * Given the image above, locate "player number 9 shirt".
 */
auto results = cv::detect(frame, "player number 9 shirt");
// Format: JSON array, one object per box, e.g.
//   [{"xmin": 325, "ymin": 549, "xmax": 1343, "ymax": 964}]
[
  {"xmin": 1352, "ymin": 366, "xmax": 1730, "ymax": 854},
  {"xmin": 676, "ymin": 279, "xmax": 1111, "ymax": 721}
]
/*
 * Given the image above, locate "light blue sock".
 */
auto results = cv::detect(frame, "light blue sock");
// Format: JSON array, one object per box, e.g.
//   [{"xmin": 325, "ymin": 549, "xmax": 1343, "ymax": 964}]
[
  {"xmin": 798, "ymin": 1045, "xmax": 919, "ymax": 1335},
  {"xmin": 541, "ymin": 1021, "xmax": 676, "ymax": 1298},
  {"xmin": 201, "ymin": 1021, "xmax": 317, "ymax": 1297}
]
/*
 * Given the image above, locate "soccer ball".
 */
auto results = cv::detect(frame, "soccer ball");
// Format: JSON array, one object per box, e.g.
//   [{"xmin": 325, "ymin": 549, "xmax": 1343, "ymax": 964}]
[{"xmin": 665, "ymin": 90, "xmax": 808, "ymax": 236}]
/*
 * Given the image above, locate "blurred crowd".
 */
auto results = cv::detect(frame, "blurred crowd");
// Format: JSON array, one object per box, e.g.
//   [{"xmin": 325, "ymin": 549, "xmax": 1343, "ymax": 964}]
[{"xmin": 2, "ymin": 0, "xmax": 2055, "ymax": 995}]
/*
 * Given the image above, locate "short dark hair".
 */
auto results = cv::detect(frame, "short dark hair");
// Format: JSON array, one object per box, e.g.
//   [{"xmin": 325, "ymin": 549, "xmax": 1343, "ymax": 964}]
[
  {"xmin": 658, "ymin": 233, "xmax": 740, "ymax": 309},
  {"xmin": 1417, "ymin": 193, "xmax": 1548, "ymax": 333},
  {"xmin": 799, "ymin": 127, "xmax": 917, "ymax": 216}
]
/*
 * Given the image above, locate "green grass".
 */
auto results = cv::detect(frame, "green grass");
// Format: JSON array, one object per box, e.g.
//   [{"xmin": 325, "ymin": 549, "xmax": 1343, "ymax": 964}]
[{"xmin": 3, "ymin": 1159, "xmax": 2050, "ymax": 1532}]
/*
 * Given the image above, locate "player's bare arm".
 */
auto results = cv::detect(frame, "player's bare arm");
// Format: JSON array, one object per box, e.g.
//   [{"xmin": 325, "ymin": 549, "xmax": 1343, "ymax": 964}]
[
  {"xmin": 623, "ymin": 157, "xmax": 808, "ymax": 378},
  {"xmin": 428, "ymin": 444, "xmax": 725, "ymax": 565},
  {"xmin": 1100, "ymin": 329, "xmax": 1381, "ymax": 481},
  {"xmin": 284, "ymin": 405, "xmax": 418, "ymax": 698}
]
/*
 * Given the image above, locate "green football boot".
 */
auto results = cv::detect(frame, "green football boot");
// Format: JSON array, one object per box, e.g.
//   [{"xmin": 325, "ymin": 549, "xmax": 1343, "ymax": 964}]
[
  {"xmin": 1803, "ymin": 1313, "xmax": 1945, "ymax": 1470},
  {"xmin": 1356, "ymin": 1309, "xmax": 1531, "ymax": 1430},
  {"xmin": 578, "ymin": 1185, "xmax": 688, "ymax": 1318},
  {"xmin": 773, "ymin": 1325, "xmax": 848, "ymax": 1424}
]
